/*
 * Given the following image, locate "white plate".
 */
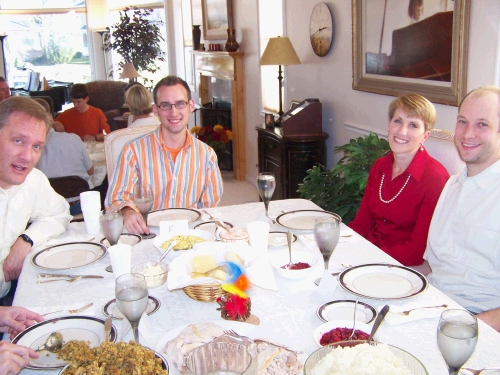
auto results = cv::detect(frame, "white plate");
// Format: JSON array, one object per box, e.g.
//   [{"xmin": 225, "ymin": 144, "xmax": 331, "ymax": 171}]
[
  {"xmin": 102, "ymin": 296, "xmax": 161, "ymax": 319},
  {"xmin": 147, "ymin": 208, "xmax": 201, "ymax": 226},
  {"xmin": 11, "ymin": 316, "xmax": 117, "ymax": 370},
  {"xmin": 316, "ymin": 300, "xmax": 377, "ymax": 323},
  {"xmin": 276, "ymin": 210, "xmax": 342, "ymax": 231},
  {"xmin": 339, "ymin": 263, "xmax": 428, "ymax": 300},
  {"xmin": 155, "ymin": 320, "xmax": 303, "ymax": 375},
  {"xmin": 100, "ymin": 233, "xmax": 142, "ymax": 247},
  {"xmin": 268, "ymin": 231, "xmax": 298, "ymax": 247},
  {"xmin": 313, "ymin": 320, "xmax": 374, "ymax": 347},
  {"xmin": 31, "ymin": 242, "xmax": 107, "ymax": 270},
  {"xmin": 193, "ymin": 221, "xmax": 234, "ymax": 240}
]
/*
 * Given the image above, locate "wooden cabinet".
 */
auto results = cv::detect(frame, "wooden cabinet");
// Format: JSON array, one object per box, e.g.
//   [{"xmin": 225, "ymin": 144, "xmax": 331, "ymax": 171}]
[{"xmin": 256, "ymin": 124, "xmax": 328, "ymax": 200}]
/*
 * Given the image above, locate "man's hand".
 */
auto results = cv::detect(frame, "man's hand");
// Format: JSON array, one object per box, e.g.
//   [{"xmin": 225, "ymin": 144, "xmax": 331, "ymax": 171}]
[
  {"xmin": 0, "ymin": 341, "xmax": 38, "ymax": 375},
  {"xmin": 2, "ymin": 239, "xmax": 32, "ymax": 282},
  {"xmin": 122, "ymin": 209, "xmax": 149, "ymax": 235},
  {"xmin": 0, "ymin": 306, "xmax": 44, "ymax": 339},
  {"xmin": 52, "ymin": 121, "xmax": 65, "ymax": 132},
  {"xmin": 83, "ymin": 134, "xmax": 95, "ymax": 142}
]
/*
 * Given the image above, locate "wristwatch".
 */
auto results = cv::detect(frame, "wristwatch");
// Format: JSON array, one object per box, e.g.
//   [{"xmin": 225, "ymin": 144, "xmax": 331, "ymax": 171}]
[{"xmin": 19, "ymin": 234, "xmax": 34, "ymax": 247}]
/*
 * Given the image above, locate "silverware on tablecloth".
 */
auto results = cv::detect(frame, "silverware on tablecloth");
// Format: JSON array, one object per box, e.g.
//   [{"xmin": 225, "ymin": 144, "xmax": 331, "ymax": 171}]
[
  {"xmin": 390, "ymin": 304, "xmax": 448, "ymax": 316},
  {"xmin": 37, "ymin": 273, "xmax": 103, "ymax": 278},
  {"xmin": 37, "ymin": 275, "xmax": 103, "ymax": 283},
  {"xmin": 41, "ymin": 302, "xmax": 93, "ymax": 316}
]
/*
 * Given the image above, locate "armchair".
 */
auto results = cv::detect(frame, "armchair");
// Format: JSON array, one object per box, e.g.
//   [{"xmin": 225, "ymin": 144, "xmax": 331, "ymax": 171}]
[{"xmin": 86, "ymin": 80, "xmax": 128, "ymax": 131}]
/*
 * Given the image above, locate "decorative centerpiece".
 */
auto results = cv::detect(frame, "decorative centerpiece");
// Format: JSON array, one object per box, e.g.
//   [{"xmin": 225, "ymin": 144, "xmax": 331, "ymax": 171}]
[{"xmin": 190, "ymin": 125, "xmax": 233, "ymax": 151}]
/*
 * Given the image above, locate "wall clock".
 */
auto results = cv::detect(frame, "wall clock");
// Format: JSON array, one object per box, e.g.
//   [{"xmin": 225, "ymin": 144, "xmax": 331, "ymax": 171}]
[{"xmin": 309, "ymin": 2, "xmax": 333, "ymax": 57}]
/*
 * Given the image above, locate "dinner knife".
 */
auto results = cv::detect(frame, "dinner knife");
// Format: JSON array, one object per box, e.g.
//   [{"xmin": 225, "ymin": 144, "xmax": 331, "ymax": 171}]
[
  {"xmin": 104, "ymin": 316, "xmax": 112, "ymax": 342},
  {"xmin": 37, "ymin": 273, "xmax": 104, "ymax": 278}
]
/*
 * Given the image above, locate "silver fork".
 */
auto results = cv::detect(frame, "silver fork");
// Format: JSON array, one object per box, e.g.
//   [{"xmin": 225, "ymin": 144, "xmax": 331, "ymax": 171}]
[
  {"xmin": 202, "ymin": 209, "xmax": 217, "ymax": 220},
  {"xmin": 37, "ymin": 276, "xmax": 84, "ymax": 283},
  {"xmin": 224, "ymin": 329, "xmax": 303, "ymax": 354},
  {"xmin": 42, "ymin": 302, "xmax": 93, "ymax": 316},
  {"xmin": 391, "ymin": 304, "xmax": 448, "ymax": 316}
]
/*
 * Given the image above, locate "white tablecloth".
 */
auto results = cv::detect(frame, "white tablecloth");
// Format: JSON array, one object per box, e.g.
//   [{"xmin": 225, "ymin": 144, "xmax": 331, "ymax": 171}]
[{"xmin": 12, "ymin": 199, "xmax": 500, "ymax": 374}]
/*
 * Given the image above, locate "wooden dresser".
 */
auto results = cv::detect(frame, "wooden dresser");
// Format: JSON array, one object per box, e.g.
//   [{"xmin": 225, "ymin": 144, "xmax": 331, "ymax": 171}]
[{"xmin": 256, "ymin": 124, "xmax": 328, "ymax": 200}]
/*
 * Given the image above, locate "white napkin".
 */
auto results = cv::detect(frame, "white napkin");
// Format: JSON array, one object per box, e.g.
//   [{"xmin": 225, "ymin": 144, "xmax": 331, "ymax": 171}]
[
  {"xmin": 317, "ymin": 269, "xmax": 339, "ymax": 299},
  {"xmin": 119, "ymin": 312, "xmax": 151, "ymax": 346},
  {"xmin": 30, "ymin": 303, "xmax": 95, "ymax": 318},
  {"xmin": 385, "ymin": 301, "xmax": 448, "ymax": 325}
]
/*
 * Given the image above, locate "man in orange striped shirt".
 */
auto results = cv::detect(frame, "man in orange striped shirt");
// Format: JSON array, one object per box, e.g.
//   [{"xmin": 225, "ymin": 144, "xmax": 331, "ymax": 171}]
[{"xmin": 105, "ymin": 76, "xmax": 223, "ymax": 235}]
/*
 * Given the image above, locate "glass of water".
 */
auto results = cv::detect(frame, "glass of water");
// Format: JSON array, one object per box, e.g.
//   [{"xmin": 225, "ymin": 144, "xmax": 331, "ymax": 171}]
[
  {"xmin": 256, "ymin": 172, "xmax": 276, "ymax": 218},
  {"xmin": 100, "ymin": 210, "xmax": 123, "ymax": 246}
]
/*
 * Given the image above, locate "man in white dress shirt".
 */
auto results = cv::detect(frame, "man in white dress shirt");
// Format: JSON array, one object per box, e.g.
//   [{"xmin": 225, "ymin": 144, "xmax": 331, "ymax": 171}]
[
  {"xmin": 424, "ymin": 86, "xmax": 500, "ymax": 332},
  {"xmin": 0, "ymin": 97, "xmax": 71, "ymax": 303}
]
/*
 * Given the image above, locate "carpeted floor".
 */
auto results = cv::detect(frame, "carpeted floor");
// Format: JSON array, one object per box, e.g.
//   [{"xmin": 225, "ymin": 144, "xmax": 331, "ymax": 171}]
[{"xmin": 219, "ymin": 171, "xmax": 259, "ymax": 206}]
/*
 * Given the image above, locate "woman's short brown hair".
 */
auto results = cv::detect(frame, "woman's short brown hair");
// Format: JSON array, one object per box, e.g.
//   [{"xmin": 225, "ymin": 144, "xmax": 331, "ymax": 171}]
[
  {"xmin": 125, "ymin": 85, "xmax": 153, "ymax": 116},
  {"xmin": 388, "ymin": 94, "xmax": 436, "ymax": 132}
]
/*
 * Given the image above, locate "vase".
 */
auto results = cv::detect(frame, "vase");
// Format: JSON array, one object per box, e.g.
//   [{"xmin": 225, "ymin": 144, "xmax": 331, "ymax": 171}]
[
  {"xmin": 192, "ymin": 25, "xmax": 201, "ymax": 51},
  {"xmin": 225, "ymin": 28, "xmax": 239, "ymax": 52}
]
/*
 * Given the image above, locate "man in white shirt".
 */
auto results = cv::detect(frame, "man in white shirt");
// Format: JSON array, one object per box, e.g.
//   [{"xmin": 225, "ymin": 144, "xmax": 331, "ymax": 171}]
[
  {"xmin": 0, "ymin": 97, "xmax": 71, "ymax": 301},
  {"xmin": 424, "ymin": 86, "xmax": 500, "ymax": 332}
]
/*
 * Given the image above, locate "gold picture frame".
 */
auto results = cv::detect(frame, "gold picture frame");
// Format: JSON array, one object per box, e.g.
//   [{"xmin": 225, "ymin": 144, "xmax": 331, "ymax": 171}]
[
  {"xmin": 201, "ymin": 0, "xmax": 233, "ymax": 40},
  {"xmin": 352, "ymin": 0, "xmax": 470, "ymax": 106}
]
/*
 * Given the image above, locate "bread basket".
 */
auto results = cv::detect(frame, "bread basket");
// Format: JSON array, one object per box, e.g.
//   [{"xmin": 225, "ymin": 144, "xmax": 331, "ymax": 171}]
[{"xmin": 182, "ymin": 283, "xmax": 227, "ymax": 302}]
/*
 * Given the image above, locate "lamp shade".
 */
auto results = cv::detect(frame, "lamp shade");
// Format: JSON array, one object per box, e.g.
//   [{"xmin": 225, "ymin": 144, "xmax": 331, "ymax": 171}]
[
  {"xmin": 259, "ymin": 37, "xmax": 301, "ymax": 66},
  {"xmin": 119, "ymin": 62, "xmax": 141, "ymax": 79}
]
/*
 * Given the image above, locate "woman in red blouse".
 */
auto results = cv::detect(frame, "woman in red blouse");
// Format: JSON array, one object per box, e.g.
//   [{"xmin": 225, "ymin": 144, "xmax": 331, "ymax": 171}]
[{"xmin": 349, "ymin": 94, "xmax": 449, "ymax": 266}]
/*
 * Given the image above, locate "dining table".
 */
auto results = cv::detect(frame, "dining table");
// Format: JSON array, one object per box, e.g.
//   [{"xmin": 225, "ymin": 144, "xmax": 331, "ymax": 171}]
[{"xmin": 10, "ymin": 198, "xmax": 500, "ymax": 375}]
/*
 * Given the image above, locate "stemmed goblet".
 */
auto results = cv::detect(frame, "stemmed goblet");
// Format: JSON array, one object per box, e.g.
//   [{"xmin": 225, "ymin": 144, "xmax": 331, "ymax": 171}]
[
  {"xmin": 100, "ymin": 210, "xmax": 123, "ymax": 246},
  {"xmin": 256, "ymin": 172, "xmax": 276, "ymax": 218},
  {"xmin": 313, "ymin": 217, "xmax": 340, "ymax": 272},
  {"xmin": 133, "ymin": 183, "xmax": 155, "ymax": 239},
  {"xmin": 437, "ymin": 309, "xmax": 478, "ymax": 374},
  {"xmin": 115, "ymin": 273, "xmax": 149, "ymax": 344}
]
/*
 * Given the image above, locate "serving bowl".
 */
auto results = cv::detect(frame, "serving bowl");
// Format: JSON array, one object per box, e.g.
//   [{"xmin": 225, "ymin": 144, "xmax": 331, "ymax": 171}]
[
  {"xmin": 313, "ymin": 320, "xmax": 375, "ymax": 347},
  {"xmin": 132, "ymin": 261, "xmax": 169, "ymax": 288},
  {"xmin": 153, "ymin": 229, "xmax": 215, "ymax": 253},
  {"xmin": 268, "ymin": 250, "xmax": 319, "ymax": 280},
  {"xmin": 303, "ymin": 340, "xmax": 428, "ymax": 375}
]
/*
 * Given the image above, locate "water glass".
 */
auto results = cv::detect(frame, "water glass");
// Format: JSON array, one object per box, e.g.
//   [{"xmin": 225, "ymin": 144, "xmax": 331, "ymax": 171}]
[
  {"xmin": 100, "ymin": 210, "xmax": 123, "ymax": 246},
  {"xmin": 133, "ymin": 183, "xmax": 154, "ymax": 223},
  {"xmin": 314, "ymin": 217, "xmax": 340, "ymax": 271}
]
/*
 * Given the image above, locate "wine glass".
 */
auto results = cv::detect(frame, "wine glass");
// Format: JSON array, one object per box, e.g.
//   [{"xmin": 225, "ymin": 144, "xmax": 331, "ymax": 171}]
[
  {"xmin": 256, "ymin": 172, "xmax": 276, "ymax": 218},
  {"xmin": 100, "ymin": 210, "xmax": 123, "ymax": 246},
  {"xmin": 437, "ymin": 309, "xmax": 478, "ymax": 374},
  {"xmin": 115, "ymin": 273, "xmax": 149, "ymax": 344},
  {"xmin": 133, "ymin": 183, "xmax": 154, "ymax": 224},
  {"xmin": 313, "ymin": 217, "xmax": 340, "ymax": 271}
]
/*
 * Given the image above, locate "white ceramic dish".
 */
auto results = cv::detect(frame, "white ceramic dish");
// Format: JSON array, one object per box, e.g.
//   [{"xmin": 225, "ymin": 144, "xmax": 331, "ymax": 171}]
[
  {"xmin": 268, "ymin": 231, "xmax": 298, "ymax": 247},
  {"xmin": 268, "ymin": 250, "xmax": 319, "ymax": 280},
  {"xmin": 132, "ymin": 261, "xmax": 168, "ymax": 288},
  {"xmin": 31, "ymin": 242, "xmax": 107, "ymax": 270},
  {"xmin": 153, "ymin": 229, "xmax": 215, "ymax": 253},
  {"xmin": 102, "ymin": 296, "xmax": 161, "ymax": 319},
  {"xmin": 147, "ymin": 208, "xmax": 201, "ymax": 226},
  {"xmin": 338, "ymin": 263, "xmax": 428, "ymax": 300},
  {"xmin": 275, "ymin": 210, "xmax": 341, "ymax": 231},
  {"xmin": 313, "ymin": 320, "xmax": 375, "ymax": 347},
  {"xmin": 11, "ymin": 316, "xmax": 117, "ymax": 370},
  {"xmin": 100, "ymin": 233, "xmax": 142, "ymax": 247},
  {"xmin": 317, "ymin": 300, "xmax": 377, "ymax": 323}
]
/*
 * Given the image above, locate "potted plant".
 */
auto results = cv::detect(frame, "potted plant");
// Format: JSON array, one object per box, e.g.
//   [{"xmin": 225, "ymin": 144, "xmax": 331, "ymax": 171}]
[
  {"xmin": 103, "ymin": 6, "xmax": 166, "ymax": 85},
  {"xmin": 298, "ymin": 132, "xmax": 390, "ymax": 223}
]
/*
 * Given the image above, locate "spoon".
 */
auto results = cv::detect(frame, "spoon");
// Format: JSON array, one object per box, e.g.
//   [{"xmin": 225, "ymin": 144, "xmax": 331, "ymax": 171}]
[
  {"xmin": 367, "ymin": 305, "xmax": 390, "ymax": 343},
  {"xmin": 155, "ymin": 240, "xmax": 177, "ymax": 265},
  {"xmin": 348, "ymin": 299, "xmax": 359, "ymax": 340},
  {"xmin": 285, "ymin": 231, "xmax": 294, "ymax": 269},
  {"xmin": 36, "ymin": 332, "xmax": 63, "ymax": 352},
  {"xmin": 215, "ymin": 220, "xmax": 231, "ymax": 233}
]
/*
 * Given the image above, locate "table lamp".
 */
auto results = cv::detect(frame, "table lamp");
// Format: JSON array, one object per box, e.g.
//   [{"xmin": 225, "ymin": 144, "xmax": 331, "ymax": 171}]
[
  {"xmin": 259, "ymin": 36, "xmax": 301, "ymax": 125},
  {"xmin": 120, "ymin": 62, "xmax": 141, "ymax": 82}
]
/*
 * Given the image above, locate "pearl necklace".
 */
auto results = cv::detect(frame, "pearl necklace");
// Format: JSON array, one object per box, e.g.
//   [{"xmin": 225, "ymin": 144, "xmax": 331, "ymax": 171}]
[{"xmin": 379, "ymin": 173, "xmax": 411, "ymax": 204}]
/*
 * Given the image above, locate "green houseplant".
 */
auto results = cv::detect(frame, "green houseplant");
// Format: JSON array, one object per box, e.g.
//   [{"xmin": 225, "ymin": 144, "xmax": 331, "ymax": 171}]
[
  {"xmin": 298, "ymin": 132, "xmax": 390, "ymax": 224},
  {"xmin": 103, "ymin": 7, "xmax": 166, "ymax": 85}
]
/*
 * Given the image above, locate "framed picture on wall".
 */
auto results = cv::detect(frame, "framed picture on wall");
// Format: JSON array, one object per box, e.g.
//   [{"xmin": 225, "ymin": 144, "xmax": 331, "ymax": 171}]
[
  {"xmin": 201, "ymin": 0, "xmax": 233, "ymax": 40},
  {"xmin": 264, "ymin": 113, "xmax": 274, "ymax": 128},
  {"xmin": 352, "ymin": 0, "xmax": 470, "ymax": 106}
]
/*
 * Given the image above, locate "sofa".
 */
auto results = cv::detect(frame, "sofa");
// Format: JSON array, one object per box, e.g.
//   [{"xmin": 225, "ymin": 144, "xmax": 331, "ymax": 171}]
[{"xmin": 86, "ymin": 80, "xmax": 128, "ymax": 131}]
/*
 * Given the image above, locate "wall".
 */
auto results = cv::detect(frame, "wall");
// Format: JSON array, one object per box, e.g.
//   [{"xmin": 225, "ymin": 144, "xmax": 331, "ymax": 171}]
[{"xmin": 229, "ymin": 0, "xmax": 500, "ymax": 183}]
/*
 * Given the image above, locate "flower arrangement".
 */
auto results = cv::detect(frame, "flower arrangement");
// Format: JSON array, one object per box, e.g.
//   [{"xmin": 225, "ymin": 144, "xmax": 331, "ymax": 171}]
[{"xmin": 190, "ymin": 125, "xmax": 233, "ymax": 150}]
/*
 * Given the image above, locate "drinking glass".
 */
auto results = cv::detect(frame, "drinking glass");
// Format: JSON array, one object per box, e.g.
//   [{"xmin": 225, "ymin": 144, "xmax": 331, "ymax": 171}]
[
  {"xmin": 115, "ymin": 273, "xmax": 149, "ymax": 344},
  {"xmin": 256, "ymin": 172, "xmax": 276, "ymax": 218},
  {"xmin": 313, "ymin": 217, "xmax": 340, "ymax": 271},
  {"xmin": 437, "ymin": 309, "xmax": 478, "ymax": 374},
  {"xmin": 133, "ymin": 183, "xmax": 154, "ymax": 224},
  {"xmin": 100, "ymin": 210, "xmax": 123, "ymax": 246}
]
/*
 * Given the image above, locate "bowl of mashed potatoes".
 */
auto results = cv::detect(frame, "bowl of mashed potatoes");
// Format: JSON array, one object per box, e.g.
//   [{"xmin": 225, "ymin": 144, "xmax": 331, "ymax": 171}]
[{"xmin": 132, "ymin": 261, "xmax": 169, "ymax": 288}]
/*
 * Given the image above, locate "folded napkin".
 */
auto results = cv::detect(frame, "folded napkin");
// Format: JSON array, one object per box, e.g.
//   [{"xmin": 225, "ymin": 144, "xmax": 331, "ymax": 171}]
[
  {"xmin": 29, "ymin": 303, "xmax": 95, "ymax": 318},
  {"xmin": 167, "ymin": 242, "xmax": 278, "ymax": 291},
  {"xmin": 384, "ymin": 301, "xmax": 448, "ymax": 325}
]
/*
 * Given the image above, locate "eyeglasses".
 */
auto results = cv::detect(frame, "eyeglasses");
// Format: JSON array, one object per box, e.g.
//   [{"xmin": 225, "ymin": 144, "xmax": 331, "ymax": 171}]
[{"xmin": 157, "ymin": 101, "xmax": 189, "ymax": 111}]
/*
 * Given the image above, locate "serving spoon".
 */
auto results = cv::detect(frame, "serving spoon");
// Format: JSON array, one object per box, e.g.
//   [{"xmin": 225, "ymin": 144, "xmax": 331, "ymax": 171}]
[
  {"xmin": 285, "ymin": 231, "xmax": 294, "ymax": 269},
  {"xmin": 367, "ymin": 305, "xmax": 390, "ymax": 343},
  {"xmin": 155, "ymin": 240, "xmax": 177, "ymax": 266},
  {"xmin": 36, "ymin": 332, "xmax": 63, "ymax": 353},
  {"xmin": 348, "ymin": 299, "xmax": 359, "ymax": 340}
]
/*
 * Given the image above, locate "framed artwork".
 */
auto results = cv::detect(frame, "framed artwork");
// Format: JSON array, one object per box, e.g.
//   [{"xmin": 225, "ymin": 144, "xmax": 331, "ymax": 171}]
[
  {"xmin": 352, "ymin": 0, "xmax": 470, "ymax": 106},
  {"xmin": 264, "ymin": 113, "xmax": 275, "ymax": 128},
  {"xmin": 289, "ymin": 100, "xmax": 301, "ymax": 111},
  {"xmin": 201, "ymin": 0, "xmax": 233, "ymax": 40}
]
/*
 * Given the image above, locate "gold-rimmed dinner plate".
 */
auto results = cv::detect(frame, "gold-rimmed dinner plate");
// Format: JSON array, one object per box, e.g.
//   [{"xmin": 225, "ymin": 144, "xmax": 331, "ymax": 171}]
[
  {"xmin": 102, "ymin": 295, "xmax": 161, "ymax": 319},
  {"xmin": 316, "ymin": 300, "xmax": 377, "ymax": 323},
  {"xmin": 100, "ymin": 233, "xmax": 142, "ymax": 247},
  {"xmin": 11, "ymin": 316, "xmax": 117, "ymax": 370},
  {"xmin": 147, "ymin": 208, "xmax": 201, "ymax": 226},
  {"xmin": 31, "ymin": 242, "xmax": 107, "ymax": 270},
  {"xmin": 268, "ymin": 231, "xmax": 298, "ymax": 247},
  {"xmin": 275, "ymin": 210, "xmax": 342, "ymax": 231},
  {"xmin": 338, "ymin": 263, "xmax": 428, "ymax": 300}
]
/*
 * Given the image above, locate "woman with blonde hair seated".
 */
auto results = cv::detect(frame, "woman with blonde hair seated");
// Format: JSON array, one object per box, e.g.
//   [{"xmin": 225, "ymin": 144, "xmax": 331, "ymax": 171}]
[
  {"xmin": 348, "ymin": 93, "xmax": 449, "ymax": 267},
  {"xmin": 125, "ymin": 84, "xmax": 160, "ymax": 127}
]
